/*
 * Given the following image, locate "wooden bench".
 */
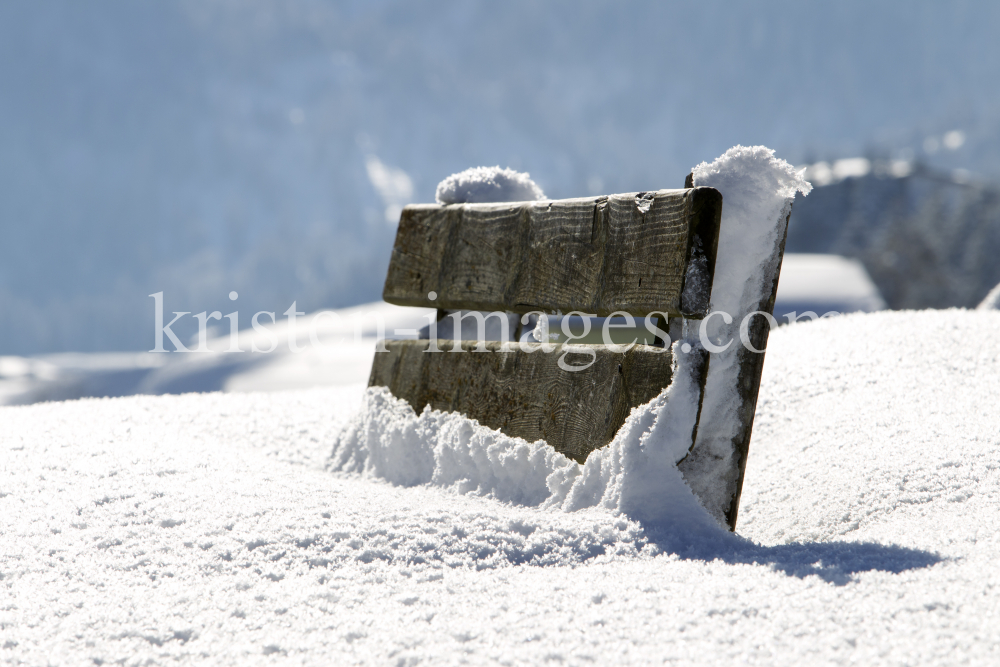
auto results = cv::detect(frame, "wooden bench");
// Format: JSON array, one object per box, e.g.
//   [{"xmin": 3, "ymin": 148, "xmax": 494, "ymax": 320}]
[{"xmin": 368, "ymin": 177, "xmax": 789, "ymax": 530}]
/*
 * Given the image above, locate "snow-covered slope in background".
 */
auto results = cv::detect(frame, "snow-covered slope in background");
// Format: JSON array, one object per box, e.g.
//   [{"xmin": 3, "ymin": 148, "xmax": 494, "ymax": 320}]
[
  {"xmin": 3, "ymin": 1, "xmax": 1000, "ymax": 354},
  {"xmin": 0, "ymin": 301, "xmax": 434, "ymax": 405},
  {"xmin": 2, "ymin": 309, "xmax": 999, "ymax": 664},
  {"xmin": 773, "ymin": 253, "xmax": 886, "ymax": 317},
  {"xmin": 787, "ymin": 162, "xmax": 1000, "ymax": 309}
]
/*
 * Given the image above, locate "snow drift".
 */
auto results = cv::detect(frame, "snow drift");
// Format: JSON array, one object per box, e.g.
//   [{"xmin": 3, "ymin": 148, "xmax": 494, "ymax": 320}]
[
  {"xmin": 435, "ymin": 166, "xmax": 545, "ymax": 204},
  {"xmin": 330, "ymin": 338, "xmax": 719, "ymax": 537}
]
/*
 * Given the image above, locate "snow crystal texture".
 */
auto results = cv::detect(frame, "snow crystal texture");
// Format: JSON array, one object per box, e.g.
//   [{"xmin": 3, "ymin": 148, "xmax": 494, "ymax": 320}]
[
  {"xmin": 3, "ymin": 310, "xmax": 1000, "ymax": 665},
  {"xmin": 435, "ymin": 166, "xmax": 545, "ymax": 204}
]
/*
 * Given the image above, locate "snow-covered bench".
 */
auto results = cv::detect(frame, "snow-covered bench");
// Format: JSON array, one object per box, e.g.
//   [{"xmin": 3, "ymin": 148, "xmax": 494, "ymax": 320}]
[{"xmin": 369, "ymin": 150, "xmax": 807, "ymax": 530}]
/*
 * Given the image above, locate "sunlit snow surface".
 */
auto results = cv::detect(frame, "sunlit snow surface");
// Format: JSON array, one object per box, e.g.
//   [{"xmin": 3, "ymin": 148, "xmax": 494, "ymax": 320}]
[{"xmin": 2, "ymin": 310, "xmax": 1000, "ymax": 665}]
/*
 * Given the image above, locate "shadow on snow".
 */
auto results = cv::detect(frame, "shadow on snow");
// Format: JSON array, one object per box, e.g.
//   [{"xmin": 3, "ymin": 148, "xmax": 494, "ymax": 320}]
[{"xmin": 642, "ymin": 523, "xmax": 944, "ymax": 586}]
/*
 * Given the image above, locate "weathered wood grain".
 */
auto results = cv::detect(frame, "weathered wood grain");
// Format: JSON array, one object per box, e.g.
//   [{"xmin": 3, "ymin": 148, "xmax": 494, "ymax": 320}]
[
  {"xmin": 382, "ymin": 188, "xmax": 721, "ymax": 319},
  {"xmin": 369, "ymin": 339, "xmax": 703, "ymax": 463}
]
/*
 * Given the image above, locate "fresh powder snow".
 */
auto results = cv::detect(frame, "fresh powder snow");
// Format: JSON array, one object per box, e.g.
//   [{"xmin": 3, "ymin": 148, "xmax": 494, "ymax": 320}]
[
  {"xmin": 435, "ymin": 166, "xmax": 545, "ymax": 204},
  {"xmin": 330, "ymin": 338, "xmax": 717, "ymax": 535},
  {"xmin": 2, "ymin": 309, "xmax": 999, "ymax": 664}
]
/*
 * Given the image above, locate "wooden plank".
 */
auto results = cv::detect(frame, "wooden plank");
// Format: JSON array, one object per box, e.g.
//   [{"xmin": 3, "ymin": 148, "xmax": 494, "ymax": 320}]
[
  {"xmin": 369, "ymin": 339, "xmax": 702, "ymax": 463},
  {"xmin": 382, "ymin": 188, "xmax": 721, "ymax": 319}
]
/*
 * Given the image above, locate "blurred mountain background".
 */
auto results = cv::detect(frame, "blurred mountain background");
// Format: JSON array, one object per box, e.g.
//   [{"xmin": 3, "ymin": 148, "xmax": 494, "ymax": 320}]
[
  {"xmin": 788, "ymin": 162, "xmax": 1000, "ymax": 310},
  {"xmin": 2, "ymin": 0, "xmax": 1000, "ymax": 355}
]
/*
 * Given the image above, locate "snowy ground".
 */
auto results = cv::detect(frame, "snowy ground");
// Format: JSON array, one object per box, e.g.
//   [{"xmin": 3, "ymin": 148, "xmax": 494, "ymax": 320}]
[{"xmin": 2, "ymin": 309, "xmax": 999, "ymax": 665}]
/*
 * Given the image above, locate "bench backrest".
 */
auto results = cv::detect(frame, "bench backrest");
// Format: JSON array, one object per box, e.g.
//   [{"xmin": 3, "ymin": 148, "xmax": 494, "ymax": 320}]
[{"xmin": 369, "ymin": 186, "xmax": 722, "ymax": 463}]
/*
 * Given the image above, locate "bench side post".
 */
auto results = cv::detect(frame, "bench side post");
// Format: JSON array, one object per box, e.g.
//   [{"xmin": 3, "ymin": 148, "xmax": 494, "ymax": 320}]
[{"xmin": 677, "ymin": 174, "xmax": 793, "ymax": 531}]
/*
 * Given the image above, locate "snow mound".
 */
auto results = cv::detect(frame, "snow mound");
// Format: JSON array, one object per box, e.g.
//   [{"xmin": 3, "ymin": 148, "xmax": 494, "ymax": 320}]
[
  {"xmin": 977, "ymin": 280, "xmax": 1000, "ymax": 310},
  {"xmin": 332, "ymin": 339, "xmax": 722, "ymax": 536},
  {"xmin": 435, "ymin": 166, "xmax": 545, "ymax": 204}
]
